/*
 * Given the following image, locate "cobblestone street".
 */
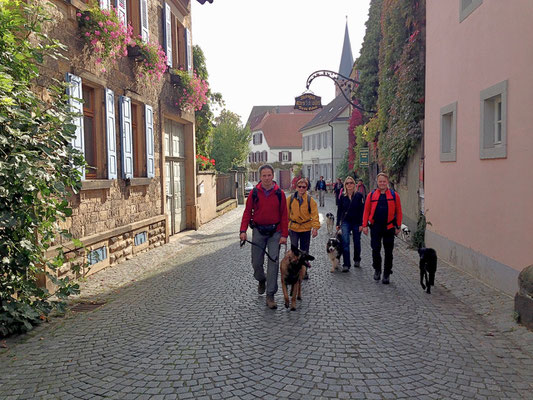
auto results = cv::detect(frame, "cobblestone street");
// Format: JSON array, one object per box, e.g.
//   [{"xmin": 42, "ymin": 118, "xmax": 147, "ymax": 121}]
[{"xmin": 1, "ymin": 194, "xmax": 532, "ymax": 399}]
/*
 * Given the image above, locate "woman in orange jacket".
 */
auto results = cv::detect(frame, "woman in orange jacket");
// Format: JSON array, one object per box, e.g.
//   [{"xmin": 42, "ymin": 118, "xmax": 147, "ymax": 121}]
[{"xmin": 362, "ymin": 173, "xmax": 402, "ymax": 284}]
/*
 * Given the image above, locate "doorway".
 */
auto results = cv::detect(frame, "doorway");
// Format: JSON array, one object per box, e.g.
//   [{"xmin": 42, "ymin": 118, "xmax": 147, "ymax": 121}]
[{"xmin": 164, "ymin": 119, "xmax": 186, "ymax": 234}]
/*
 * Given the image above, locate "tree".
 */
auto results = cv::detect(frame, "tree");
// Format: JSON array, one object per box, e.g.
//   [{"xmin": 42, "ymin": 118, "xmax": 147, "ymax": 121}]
[
  {"xmin": 209, "ymin": 110, "xmax": 251, "ymax": 172},
  {"xmin": 0, "ymin": 1, "xmax": 85, "ymax": 337},
  {"xmin": 336, "ymin": 150, "xmax": 350, "ymax": 181},
  {"xmin": 192, "ymin": 45, "xmax": 223, "ymax": 156}
]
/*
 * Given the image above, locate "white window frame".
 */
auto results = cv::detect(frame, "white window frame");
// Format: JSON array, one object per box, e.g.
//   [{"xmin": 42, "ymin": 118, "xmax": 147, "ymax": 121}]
[
  {"xmin": 459, "ymin": 0, "xmax": 483, "ymax": 23},
  {"xmin": 480, "ymin": 80, "xmax": 507, "ymax": 159},
  {"xmin": 281, "ymin": 151, "xmax": 289, "ymax": 162},
  {"xmin": 440, "ymin": 101, "xmax": 457, "ymax": 162}
]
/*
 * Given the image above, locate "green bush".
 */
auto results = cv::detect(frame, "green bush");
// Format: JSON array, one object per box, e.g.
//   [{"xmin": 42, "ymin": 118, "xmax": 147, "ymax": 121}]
[{"xmin": 0, "ymin": 1, "xmax": 85, "ymax": 337}]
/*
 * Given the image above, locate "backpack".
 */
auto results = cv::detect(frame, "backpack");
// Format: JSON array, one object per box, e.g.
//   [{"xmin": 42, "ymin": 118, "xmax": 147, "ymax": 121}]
[
  {"xmin": 289, "ymin": 192, "xmax": 312, "ymax": 215},
  {"xmin": 370, "ymin": 189, "xmax": 396, "ymax": 201},
  {"xmin": 249, "ymin": 186, "xmax": 283, "ymax": 232},
  {"xmin": 252, "ymin": 187, "xmax": 282, "ymax": 206}
]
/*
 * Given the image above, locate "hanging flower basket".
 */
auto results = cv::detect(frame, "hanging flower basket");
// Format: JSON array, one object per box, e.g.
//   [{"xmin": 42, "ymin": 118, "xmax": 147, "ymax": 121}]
[
  {"xmin": 131, "ymin": 37, "xmax": 168, "ymax": 82},
  {"xmin": 127, "ymin": 44, "xmax": 142, "ymax": 58},
  {"xmin": 171, "ymin": 69, "xmax": 208, "ymax": 113},
  {"xmin": 77, "ymin": 2, "xmax": 132, "ymax": 70}
]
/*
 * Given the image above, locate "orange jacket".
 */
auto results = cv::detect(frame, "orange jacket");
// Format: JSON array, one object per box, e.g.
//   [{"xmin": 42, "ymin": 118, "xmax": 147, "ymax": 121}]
[{"xmin": 362, "ymin": 189, "xmax": 402, "ymax": 230}]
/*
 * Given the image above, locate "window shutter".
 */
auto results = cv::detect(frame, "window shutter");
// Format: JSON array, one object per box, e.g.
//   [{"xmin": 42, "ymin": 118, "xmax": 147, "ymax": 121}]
[
  {"xmin": 105, "ymin": 89, "xmax": 117, "ymax": 179},
  {"xmin": 116, "ymin": 0, "xmax": 127, "ymax": 26},
  {"xmin": 100, "ymin": 0, "xmax": 110, "ymax": 9},
  {"xmin": 65, "ymin": 73, "xmax": 85, "ymax": 180},
  {"xmin": 145, "ymin": 104, "xmax": 155, "ymax": 178},
  {"xmin": 119, "ymin": 96, "xmax": 134, "ymax": 179},
  {"xmin": 163, "ymin": 3, "xmax": 172, "ymax": 67},
  {"xmin": 259, "ymin": 133, "xmax": 262, "ymax": 144},
  {"xmin": 289, "ymin": 152, "xmax": 292, "ymax": 162},
  {"xmin": 279, "ymin": 152, "xmax": 282, "ymax": 162},
  {"xmin": 140, "ymin": 0, "xmax": 149, "ymax": 43},
  {"xmin": 263, "ymin": 150, "xmax": 267, "ymax": 161},
  {"xmin": 185, "ymin": 28, "xmax": 192, "ymax": 71}
]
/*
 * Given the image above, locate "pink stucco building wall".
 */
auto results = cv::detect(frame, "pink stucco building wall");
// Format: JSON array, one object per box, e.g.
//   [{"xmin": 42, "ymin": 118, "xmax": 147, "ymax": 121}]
[{"xmin": 425, "ymin": 0, "xmax": 533, "ymax": 294}]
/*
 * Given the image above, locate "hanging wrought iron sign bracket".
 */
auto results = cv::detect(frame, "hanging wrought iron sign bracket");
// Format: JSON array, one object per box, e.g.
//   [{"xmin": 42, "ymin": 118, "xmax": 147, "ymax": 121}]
[{"xmin": 305, "ymin": 70, "xmax": 374, "ymax": 114}]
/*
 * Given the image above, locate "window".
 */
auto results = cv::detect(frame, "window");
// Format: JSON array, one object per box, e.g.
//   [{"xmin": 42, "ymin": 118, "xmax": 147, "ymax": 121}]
[
  {"xmin": 81, "ymin": 85, "xmax": 107, "ymax": 179},
  {"xmin": 317, "ymin": 133, "xmax": 321, "ymax": 149},
  {"xmin": 312, "ymin": 135, "xmax": 316, "ymax": 150},
  {"xmin": 131, "ymin": 103, "xmax": 147, "ymax": 177},
  {"xmin": 459, "ymin": 0, "xmax": 482, "ymax": 22},
  {"xmin": 280, "ymin": 151, "xmax": 291, "ymax": 162},
  {"xmin": 480, "ymin": 80, "xmax": 507, "ymax": 159},
  {"xmin": 163, "ymin": 2, "xmax": 192, "ymax": 70},
  {"xmin": 440, "ymin": 101, "xmax": 457, "ymax": 162}
]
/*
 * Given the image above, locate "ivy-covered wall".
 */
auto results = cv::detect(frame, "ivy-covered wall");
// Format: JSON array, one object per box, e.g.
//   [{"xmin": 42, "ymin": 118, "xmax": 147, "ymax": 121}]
[{"xmin": 351, "ymin": 0, "xmax": 425, "ymax": 183}]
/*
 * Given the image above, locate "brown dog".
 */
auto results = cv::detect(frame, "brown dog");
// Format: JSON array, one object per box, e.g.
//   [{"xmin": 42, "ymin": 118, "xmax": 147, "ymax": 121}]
[{"xmin": 280, "ymin": 245, "xmax": 315, "ymax": 310}]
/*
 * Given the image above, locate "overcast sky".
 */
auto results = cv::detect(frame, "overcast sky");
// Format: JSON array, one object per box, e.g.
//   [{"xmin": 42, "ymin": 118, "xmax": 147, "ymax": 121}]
[{"xmin": 191, "ymin": 0, "xmax": 372, "ymax": 124}]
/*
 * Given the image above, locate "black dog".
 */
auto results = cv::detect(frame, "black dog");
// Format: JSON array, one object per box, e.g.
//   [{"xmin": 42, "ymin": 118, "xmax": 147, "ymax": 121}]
[
  {"xmin": 326, "ymin": 231, "xmax": 343, "ymax": 272},
  {"xmin": 418, "ymin": 248, "xmax": 437, "ymax": 294}
]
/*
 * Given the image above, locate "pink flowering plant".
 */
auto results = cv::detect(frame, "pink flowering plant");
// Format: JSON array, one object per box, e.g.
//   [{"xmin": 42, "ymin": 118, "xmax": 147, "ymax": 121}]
[
  {"xmin": 132, "ymin": 37, "xmax": 168, "ymax": 81},
  {"xmin": 171, "ymin": 69, "xmax": 208, "ymax": 112},
  {"xmin": 77, "ymin": 1, "xmax": 131, "ymax": 69}
]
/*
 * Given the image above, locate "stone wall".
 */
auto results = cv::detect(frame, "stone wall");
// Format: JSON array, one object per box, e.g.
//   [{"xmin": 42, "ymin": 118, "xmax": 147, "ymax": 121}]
[{"xmin": 37, "ymin": 0, "xmax": 199, "ymax": 284}]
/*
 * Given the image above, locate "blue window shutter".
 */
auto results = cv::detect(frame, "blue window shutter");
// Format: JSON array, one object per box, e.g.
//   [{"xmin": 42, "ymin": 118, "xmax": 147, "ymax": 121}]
[
  {"xmin": 100, "ymin": 0, "xmax": 110, "ymax": 9},
  {"xmin": 140, "ymin": 0, "xmax": 149, "ymax": 42},
  {"xmin": 65, "ymin": 73, "xmax": 85, "ymax": 180},
  {"xmin": 119, "ymin": 96, "xmax": 133, "ymax": 179},
  {"xmin": 185, "ymin": 28, "xmax": 192, "ymax": 71},
  {"xmin": 116, "ymin": 0, "xmax": 127, "ymax": 26},
  {"xmin": 145, "ymin": 104, "xmax": 155, "ymax": 178},
  {"xmin": 105, "ymin": 89, "xmax": 117, "ymax": 179},
  {"xmin": 164, "ymin": 3, "xmax": 173, "ymax": 68}
]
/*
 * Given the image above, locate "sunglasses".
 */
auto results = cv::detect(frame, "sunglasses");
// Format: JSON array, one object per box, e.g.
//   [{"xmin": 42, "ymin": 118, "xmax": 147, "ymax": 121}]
[
  {"xmin": 297, "ymin": 185, "xmax": 307, "ymax": 188},
  {"xmin": 346, "ymin": 182, "xmax": 355, "ymax": 185}
]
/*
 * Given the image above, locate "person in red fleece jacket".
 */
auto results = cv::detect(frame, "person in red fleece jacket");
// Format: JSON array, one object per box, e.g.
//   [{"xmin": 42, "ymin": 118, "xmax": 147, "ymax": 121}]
[
  {"xmin": 240, "ymin": 164, "xmax": 288, "ymax": 309},
  {"xmin": 362, "ymin": 172, "xmax": 402, "ymax": 285}
]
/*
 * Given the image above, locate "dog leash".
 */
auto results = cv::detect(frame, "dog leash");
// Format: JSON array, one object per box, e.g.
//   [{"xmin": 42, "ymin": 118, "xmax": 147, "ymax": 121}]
[{"xmin": 240, "ymin": 240, "xmax": 286, "ymax": 263}]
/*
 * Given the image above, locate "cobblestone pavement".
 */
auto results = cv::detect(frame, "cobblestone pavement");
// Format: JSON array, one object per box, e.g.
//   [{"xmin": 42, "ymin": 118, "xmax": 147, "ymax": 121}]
[{"xmin": 1, "ymin": 194, "xmax": 532, "ymax": 399}]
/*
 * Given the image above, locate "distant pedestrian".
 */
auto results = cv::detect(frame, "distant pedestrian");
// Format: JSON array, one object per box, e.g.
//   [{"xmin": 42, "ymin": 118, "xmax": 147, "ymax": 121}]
[
  {"xmin": 362, "ymin": 172, "xmax": 402, "ymax": 284},
  {"xmin": 333, "ymin": 178, "xmax": 344, "ymax": 206},
  {"xmin": 287, "ymin": 178, "xmax": 320, "ymax": 279},
  {"xmin": 315, "ymin": 175, "xmax": 327, "ymax": 207},
  {"xmin": 336, "ymin": 176, "xmax": 364, "ymax": 272},
  {"xmin": 240, "ymin": 164, "xmax": 289, "ymax": 309},
  {"xmin": 356, "ymin": 178, "xmax": 367, "ymax": 198}
]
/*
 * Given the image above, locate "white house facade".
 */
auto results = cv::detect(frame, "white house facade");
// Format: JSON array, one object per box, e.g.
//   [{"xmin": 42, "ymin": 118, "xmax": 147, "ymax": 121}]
[{"xmin": 300, "ymin": 94, "xmax": 351, "ymax": 187}]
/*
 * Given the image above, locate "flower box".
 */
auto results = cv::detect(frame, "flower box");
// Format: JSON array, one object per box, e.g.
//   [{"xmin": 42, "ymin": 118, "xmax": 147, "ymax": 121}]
[
  {"xmin": 170, "ymin": 71, "xmax": 182, "ymax": 86},
  {"xmin": 127, "ymin": 44, "xmax": 141, "ymax": 58}
]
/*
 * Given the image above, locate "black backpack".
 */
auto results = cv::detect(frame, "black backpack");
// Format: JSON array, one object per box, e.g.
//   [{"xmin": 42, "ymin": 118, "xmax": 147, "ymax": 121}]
[{"xmin": 289, "ymin": 192, "xmax": 311, "ymax": 215}]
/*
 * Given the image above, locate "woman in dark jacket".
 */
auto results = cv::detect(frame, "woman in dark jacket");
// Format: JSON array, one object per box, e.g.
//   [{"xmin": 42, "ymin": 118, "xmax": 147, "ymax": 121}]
[{"xmin": 336, "ymin": 176, "xmax": 365, "ymax": 272}]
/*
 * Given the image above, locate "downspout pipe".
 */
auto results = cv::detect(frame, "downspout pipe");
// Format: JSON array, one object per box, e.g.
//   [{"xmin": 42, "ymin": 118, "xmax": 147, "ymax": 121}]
[{"xmin": 328, "ymin": 122, "xmax": 334, "ymax": 182}]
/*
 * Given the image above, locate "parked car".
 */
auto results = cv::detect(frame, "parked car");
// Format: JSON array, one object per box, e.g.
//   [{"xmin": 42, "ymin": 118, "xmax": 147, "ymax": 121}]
[{"xmin": 244, "ymin": 181, "xmax": 255, "ymax": 197}]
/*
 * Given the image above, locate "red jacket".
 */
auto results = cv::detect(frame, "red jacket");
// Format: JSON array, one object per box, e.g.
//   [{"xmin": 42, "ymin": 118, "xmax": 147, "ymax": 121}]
[
  {"xmin": 362, "ymin": 189, "xmax": 402, "ymax": 230},
  {"xmin": 240, "ymin": 182, "xmax": 289, "ymax": 237}
]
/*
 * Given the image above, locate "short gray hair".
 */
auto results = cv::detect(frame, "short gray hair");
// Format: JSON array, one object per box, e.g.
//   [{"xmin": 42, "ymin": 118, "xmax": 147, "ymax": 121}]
[{"xmin": 259, "ymin": 164, "xmax": 274, "ymax": 175}]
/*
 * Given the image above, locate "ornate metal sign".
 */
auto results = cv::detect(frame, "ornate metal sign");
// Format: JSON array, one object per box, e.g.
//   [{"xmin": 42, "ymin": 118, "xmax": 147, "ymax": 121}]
[{"xmin": 294, "ymin": 93, "xmax": 322, "ymax": 112}]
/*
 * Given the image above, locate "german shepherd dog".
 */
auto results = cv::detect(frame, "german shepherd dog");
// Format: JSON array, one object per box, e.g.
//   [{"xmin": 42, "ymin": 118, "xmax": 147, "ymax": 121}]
[
  {"xmin": 280, "ymin": 245, "xmax": 315, "ymax": 310},
  {"xmin": 326, "ymin": 230, "xmax": 343, "ymax": 272},
  {"xmin": 418, "ymin": 248, "xmax": 437, "ymax": 294}
]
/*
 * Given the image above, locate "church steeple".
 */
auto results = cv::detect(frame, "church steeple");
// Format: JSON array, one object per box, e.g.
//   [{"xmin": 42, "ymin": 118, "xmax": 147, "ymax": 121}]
[{"xmin": 337, "ymin": 18, "xmax": 354, "ymax": 96}]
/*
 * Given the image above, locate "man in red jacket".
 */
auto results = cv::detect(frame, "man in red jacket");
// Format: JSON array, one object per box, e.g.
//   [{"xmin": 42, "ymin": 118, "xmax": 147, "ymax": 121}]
[
  {"xmin": 240, "ymin": 164, "xmax": 288, "ymax": 309},
  {"xmin": 362, "ymin": 172, "xmax": 402, "ymax": 284}
]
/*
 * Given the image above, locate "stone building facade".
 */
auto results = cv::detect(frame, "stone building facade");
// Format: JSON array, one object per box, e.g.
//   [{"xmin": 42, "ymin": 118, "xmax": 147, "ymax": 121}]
[{"xmin": 40, "ymin": 0, "xmax": 199, "ymax": 282}]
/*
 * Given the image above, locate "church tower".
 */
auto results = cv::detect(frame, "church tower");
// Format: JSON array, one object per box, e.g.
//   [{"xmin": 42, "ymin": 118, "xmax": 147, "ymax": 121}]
[{"xmin": 336, "ymin": 19, "xmax": 354, "ymax": 97}]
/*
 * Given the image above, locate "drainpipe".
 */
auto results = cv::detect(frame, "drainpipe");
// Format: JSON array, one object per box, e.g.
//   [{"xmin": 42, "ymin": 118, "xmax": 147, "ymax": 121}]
[{"xmin": 328, "ymin": 122, "xmax": 334, "ymax": 182}]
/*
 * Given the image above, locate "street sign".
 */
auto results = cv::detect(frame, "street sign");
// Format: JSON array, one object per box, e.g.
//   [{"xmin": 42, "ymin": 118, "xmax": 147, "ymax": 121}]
[
  {"xmin": 294, "ymin": 93, "xmax": 322, "ymax": 111},
  {"xmin": 359, "ymin": 148, "xmax": 369, "ymax": 166}
]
